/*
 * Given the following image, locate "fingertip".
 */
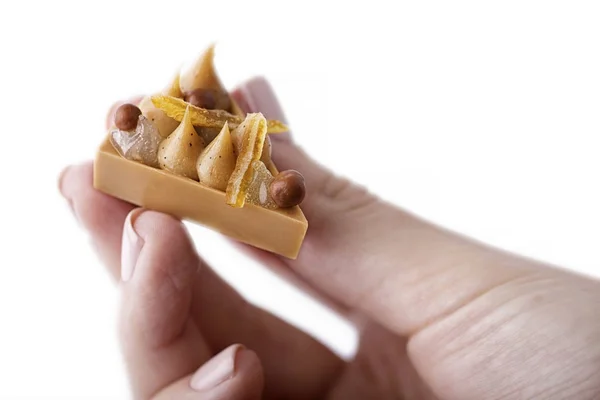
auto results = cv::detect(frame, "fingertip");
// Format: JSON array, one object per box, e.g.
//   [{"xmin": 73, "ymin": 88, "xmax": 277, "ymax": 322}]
[
  {"xmin": 59, "ymin": 161, "xmax": 135, "ymax": 278},
  {"xmin": 58, "ymin": 165, "xmax": 71, "ymax": 195},
  {"xmin": 190, "ymin": 344, "xmax": 245, "ymax": 391},
  {"xmin": 60, "ymin": 161, "xmax": 132, "ymax": 229},
  {"xmin": 120, "ymin": 209, "xmax": 200, "ymax": 349},
  {"xmin": 120, "ymin": 208, "xmax": 145, "ymax": 282},
  {"xmin": 58, "ymin": 161, "xmax": 92, "ymax": 198},
  {"xmin": 233, "ymin": 77, "xmax": 288, "ymax": 122},
  {"xmin": 131, "ymin": 209, "xmax": 191, "ymax": 249},
  {"xmin": 153, "ymin": 345, "xmax": 263, "ymax": 400},
  {"xmin": 127, "ymin": 209, "xmax": 198, "ymax": 289},
  {"xmin": 58, "ymin": 165, "xmax": 76, "ymax": 213},
  {"xmin": 235, "ymin": 346, "xmax": 262, "ymax": 374},
  {"xmin": 234, "ymin": 347, "xmax": 264, "ymax": 389},
  {"xmin": 189, "ymin": 344, "xmax": 264, "ymax": 398}
]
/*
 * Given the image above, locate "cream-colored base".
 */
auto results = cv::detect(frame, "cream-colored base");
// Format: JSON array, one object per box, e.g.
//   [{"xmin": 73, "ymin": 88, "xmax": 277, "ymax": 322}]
[{"xmin": 93, "ymin": 138, "xmax": 307, "ymax": 259}]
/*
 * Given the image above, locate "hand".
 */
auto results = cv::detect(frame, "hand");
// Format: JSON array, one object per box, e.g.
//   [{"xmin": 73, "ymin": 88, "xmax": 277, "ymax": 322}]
[{"xmin": 59, "ymin": 78, "xmax": 600, "ymax": 399}]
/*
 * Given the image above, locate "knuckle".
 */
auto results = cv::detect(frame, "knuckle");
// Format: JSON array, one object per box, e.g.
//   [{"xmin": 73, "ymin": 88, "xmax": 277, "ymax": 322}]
[{"xmin": 317, "ymin": 172, "xmax": 378, "ymax": 214}]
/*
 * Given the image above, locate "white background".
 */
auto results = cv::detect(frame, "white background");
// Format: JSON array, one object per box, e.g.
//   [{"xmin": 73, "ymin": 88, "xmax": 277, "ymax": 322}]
[{"xmin": 1, "ymin": 1, "xmax": 599, "ymax": 398}]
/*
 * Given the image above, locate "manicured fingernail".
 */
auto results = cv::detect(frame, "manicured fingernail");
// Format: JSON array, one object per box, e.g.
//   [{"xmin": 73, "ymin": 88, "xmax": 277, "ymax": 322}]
[
  {"xmin": 190, "ymin": 345, "xmax": 244, "ymax": 392},
  {"xmin": 58, "ymin": 166, "xmax": 70, "ymax": 196},
  {"xmin": 59, "ymin": 166, "xmax": 75, "ymax": 213},
  {"xmin": 121, "ymin": 209, "xmax": 145, "ymax": 282},
  {"xmin": 239, "ymin": 77, "xmax": 287, "ymax": 123}
]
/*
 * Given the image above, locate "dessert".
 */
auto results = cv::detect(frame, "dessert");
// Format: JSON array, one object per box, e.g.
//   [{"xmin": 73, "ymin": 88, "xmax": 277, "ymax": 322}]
[{"xmin": 94, "ymin": 45, "xmax": 307, "ymax": 258}]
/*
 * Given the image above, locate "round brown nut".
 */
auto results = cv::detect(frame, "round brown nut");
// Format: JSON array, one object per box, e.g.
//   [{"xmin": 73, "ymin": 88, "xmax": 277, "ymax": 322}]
[
  {"xmin": 269, "ymin": 170, "xmax": 306, "ymax": 208},
  {"xmin": 185, "ymin": 89, "xmax": 218, "ymax": 110},
  {"xmin": 114, "ymin": 103, "xmax": 142, "ymax": 131},
  {"xmin": 185, "ymin": 89, "xmax": 232, "ymax": 111},
  {"xmin": 215, "ymin": 91, "xmax": 232, "ymax": 111}
]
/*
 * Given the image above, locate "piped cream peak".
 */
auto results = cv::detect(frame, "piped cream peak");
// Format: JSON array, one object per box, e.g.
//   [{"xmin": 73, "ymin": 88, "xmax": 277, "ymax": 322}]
[
  {"xmin": 162, "ymin": 72, "xmax": 183, "ymax": 98},
  {"xmin": 158, "ymin": 106, "xmax": 205, "ymax": 180},
  {"xmin": 179, "ymin": 44, "xmax": 227, "ymax": 94},
  {"xmin": 137, "ymin": 73, "xmax": 183, "ymax": 138},
  {"xmin": 197, "ymin": 122, "xmax": 236, "ymax": 191}
]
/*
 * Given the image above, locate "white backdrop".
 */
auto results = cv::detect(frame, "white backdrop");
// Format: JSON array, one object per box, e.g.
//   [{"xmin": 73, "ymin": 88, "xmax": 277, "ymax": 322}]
[{"xmin": 1, "ymin": 1, "xmax": 599, "ymax": 398}]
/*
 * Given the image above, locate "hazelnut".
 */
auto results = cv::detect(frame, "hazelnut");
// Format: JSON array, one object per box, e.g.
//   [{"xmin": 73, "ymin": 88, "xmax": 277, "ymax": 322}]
[
  {"xmin": 185, "ymin": 89, "xmax": 231, "ymax": 111},
  {"xmin": 216, "ymin": 92, "xmax": 232, "ymax": 111},
  {"xmin": 114, "ymin": 103, "xmax": 142, "ymax": 131},
  {"xmin": 185, "ymin": 89, "xmax": 218, "ymax": 110},
  {"xmin": 269, "ymin": 170, "xmax": 306, "ymax": 208}
]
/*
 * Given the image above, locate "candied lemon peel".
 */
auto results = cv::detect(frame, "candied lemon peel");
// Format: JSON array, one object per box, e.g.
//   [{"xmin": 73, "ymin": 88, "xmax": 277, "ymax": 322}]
[
  {"xmin": 225, "ymin": 113, "xmax": 268, "ymax": 208},
  {"xmin": 151, "ymin": 95, "xmax": 288, "ymax": 134}
]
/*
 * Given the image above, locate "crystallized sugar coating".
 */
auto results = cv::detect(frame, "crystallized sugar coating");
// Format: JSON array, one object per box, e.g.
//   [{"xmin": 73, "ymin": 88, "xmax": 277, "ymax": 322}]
[{"xmin": 110, "ymin": 116, "xmax": 162, "ymax": 168}]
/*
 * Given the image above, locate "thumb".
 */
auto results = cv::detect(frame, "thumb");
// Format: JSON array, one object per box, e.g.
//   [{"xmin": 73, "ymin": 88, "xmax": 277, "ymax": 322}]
[
  {"xmin": 119, "ymin": 209, "xmax": 213, "ymax": 399},
  {"xmin": 233, "ymin": 78, "xmax": 576, "ymax": 336},
  {"xmin": 153, "ymin": 345, "xmax": 264, "ymax": 400}
]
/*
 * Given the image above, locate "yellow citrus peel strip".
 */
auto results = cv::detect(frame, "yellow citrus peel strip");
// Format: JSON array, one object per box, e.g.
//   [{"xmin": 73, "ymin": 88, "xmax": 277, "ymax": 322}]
[
  {"xmin": 225, "ymin": 113, "xmax": 268, "ymax": 208},
  {"xmin": 151, "ymin": 95, "xmax": 288, "ymax": 134}
]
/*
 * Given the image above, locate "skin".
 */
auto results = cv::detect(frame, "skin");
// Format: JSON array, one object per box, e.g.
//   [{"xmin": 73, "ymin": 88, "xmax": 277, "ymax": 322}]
[{"xmin": 59, "ymin": 78, "xmax": 600, "ymax": 399}]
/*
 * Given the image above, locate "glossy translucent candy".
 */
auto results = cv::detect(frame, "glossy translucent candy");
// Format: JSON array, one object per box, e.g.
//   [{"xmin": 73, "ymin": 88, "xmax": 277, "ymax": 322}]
[
  {"xmin": 246, "ymin": 160, "xmax": 278, "ymax": 209},
  {"xmin": 110, "ymin": 116, "xmax": 162, "ymax": 168}
]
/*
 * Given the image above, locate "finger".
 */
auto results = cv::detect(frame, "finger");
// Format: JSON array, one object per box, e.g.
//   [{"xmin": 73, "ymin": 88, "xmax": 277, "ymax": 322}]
[
  {"xmin": 60, "ymin": 94, "xmax": 144, "ymax": 277},
  {"xmin": 232, "ymin": 77, "xmax": 551, "ymax": 337},
  {"xmin": 231, "ymin": 82, "xmax": 354, "ymax": 318},
  {"xmin": 59, "ymin": 162, "xmax": 134, "ymax": 278},
  {"xmin": 122, "ymin": 210, "xmax": 341, "ymax": 399},
  {"xmin": 61, "ymin": 168, "xmax": 343, "ymax": 400},
  {"xmin": 119, "ymin": 209, "xmax": 212, "ymax": 400},
  {"xmin": 190, "ymin": 265, "xmax": 343, "ymax": 399},
  {"xmin": 153, "ymin": 345, "xmax": 264, "ymax": 400},
  {"xmin": 232, "ymin": 79, "xmax": 292, "ymax": 142}
]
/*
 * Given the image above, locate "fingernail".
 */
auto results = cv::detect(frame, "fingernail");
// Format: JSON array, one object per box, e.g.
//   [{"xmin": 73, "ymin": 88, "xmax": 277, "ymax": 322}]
[
  {"xmin": 121, "ymin": 209, "xmax": 145, "ymax": 282},
  {"xmin": 190, "ymin": 345, "xmax": 244, "ymax": 392},
  {"xmin": 58, "ymin": 166, "xmax": 71, "ymax": 196},
  {"xmin": 59, "ymin": 166, "xmax": 75, "ymax": 213},
  {"xmin": 238, "ymin": 77, "xmax": 287, "ymax": 123}
]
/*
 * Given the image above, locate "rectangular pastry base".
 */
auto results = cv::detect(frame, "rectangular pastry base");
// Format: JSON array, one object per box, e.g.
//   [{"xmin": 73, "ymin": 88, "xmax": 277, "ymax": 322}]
[{"xmin": 93, "ymin": 138, "xmax": 308, "ymax": 259}]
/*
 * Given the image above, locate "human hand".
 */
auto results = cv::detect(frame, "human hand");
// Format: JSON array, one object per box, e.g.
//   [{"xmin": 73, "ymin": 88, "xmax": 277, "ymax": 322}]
[{"xmin": 59, "ymin": 78, "xmax": 600, "ymax": 399}]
